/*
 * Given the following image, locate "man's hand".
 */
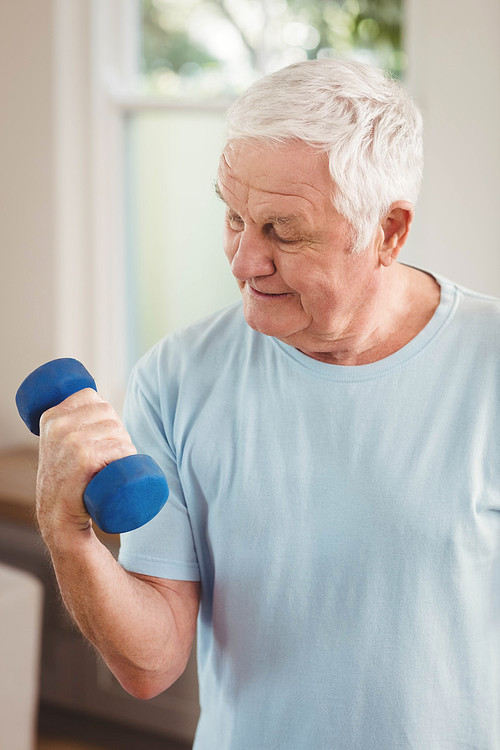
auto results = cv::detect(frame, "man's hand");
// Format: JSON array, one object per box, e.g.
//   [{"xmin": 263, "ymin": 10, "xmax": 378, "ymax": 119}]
[{"xmin": 36, "ymin": 388, "xmax": 137, "ymax": 542}]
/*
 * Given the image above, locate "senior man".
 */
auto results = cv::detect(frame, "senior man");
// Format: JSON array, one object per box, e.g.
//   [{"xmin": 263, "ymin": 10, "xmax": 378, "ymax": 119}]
[{"xmin": 37, "ymin": 60, "xmax": 500, "ymax": 749}]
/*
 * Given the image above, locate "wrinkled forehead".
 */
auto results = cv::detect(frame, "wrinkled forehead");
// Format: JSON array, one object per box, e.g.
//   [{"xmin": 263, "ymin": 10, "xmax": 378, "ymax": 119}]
[{"xmin": 217, "ymin": 139, "xmax": 335, "ymax": 212}]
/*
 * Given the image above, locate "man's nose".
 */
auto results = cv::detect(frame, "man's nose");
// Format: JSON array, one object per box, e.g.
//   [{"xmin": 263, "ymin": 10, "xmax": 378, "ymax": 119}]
[{"xmin": 229, "ymin": 229, "xmax": 275, "ymax": 280}]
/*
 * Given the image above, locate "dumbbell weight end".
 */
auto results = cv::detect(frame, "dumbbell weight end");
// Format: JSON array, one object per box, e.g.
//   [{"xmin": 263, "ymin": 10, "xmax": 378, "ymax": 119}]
[
  {"xmin": 16, "ymin": 358, "xmax": 97, "ymax": 436},
  {"xmin": 15, "ymin": 358, "xmax": 169, "ymax": 534},
  {"xmin": 85, "ymin": 453, "xmax": 169, "ymax": 534}
]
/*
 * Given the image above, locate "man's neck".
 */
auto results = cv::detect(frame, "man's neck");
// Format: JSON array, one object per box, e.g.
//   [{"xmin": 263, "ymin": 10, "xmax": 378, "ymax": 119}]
[{"xmin": 297, "ymin": 265, "xmax": 441, "ymax": 366}]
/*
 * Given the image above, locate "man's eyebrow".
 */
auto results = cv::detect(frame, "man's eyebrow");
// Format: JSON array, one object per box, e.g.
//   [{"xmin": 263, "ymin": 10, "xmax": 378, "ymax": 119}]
[
  {"xmin": 214, "ymin": 182, "xmax": 227, "ymax": 204},
  {"xmin": 214, "ymin": 181, "xmax": 302, "ymax": 226},
  {"xmin": 265, "ymin": 214, "xmax": 301, "ymax": 226}
]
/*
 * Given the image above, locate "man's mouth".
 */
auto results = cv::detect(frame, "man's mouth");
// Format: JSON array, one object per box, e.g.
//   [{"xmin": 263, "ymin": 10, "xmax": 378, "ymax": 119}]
[{"xmin": 247, "ymin": 283, "xmax": 292, "ymax": 300}]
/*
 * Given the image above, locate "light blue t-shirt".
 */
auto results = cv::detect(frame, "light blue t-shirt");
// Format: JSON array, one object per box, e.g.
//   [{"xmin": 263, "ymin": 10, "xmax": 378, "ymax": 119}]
[{"xmin": 119, "ymin": 273, "xmax": 500, "ymax": 750}]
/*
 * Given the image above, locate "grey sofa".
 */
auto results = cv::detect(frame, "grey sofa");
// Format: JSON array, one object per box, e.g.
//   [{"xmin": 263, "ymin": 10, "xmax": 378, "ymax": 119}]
[{"xmin": 0, "ymin": 563, "xmax": 43, "ymax": 750}]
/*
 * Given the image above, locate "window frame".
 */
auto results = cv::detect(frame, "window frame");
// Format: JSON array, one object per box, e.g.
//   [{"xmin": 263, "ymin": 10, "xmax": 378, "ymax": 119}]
[{"xmin": 60, "ymin": 0, "xmax": 235, "ymax": 403}]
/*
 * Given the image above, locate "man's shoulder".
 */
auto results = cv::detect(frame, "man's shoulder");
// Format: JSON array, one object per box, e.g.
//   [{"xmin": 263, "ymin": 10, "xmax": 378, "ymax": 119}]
[
  {"xmin": 441, "ymin": 278, "xmax": 500, "ymax": 367},
  {"xmin": 432, "ymin": 272, "xmax": 500, "ymax": 323},
  {"xmin": 451, "ymin": 279, "xmax": 500, "ymax": 331},
  {"xmin": 131, "ymin": 302, "xmax": 257, "ymax": 387},
  {"xmin": 453, "ymin": 278, "xmax": 500, "ymax": 306},
  {"xmin": 163, "ymin": 301, "xmax": 251, "ymax": 360}
]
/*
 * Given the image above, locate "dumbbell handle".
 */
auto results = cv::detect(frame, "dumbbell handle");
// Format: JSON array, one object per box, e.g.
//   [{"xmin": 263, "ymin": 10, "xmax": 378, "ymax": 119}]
[{"xmin": 15, "ymin": 358, "xmax": 169, "ymax": 534}]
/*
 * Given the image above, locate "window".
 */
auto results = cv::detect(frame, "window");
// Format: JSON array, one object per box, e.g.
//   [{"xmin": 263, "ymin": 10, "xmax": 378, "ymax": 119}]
[
  {"xmin": 125, "ymin": 107, "xmax": 233, "ymax": 359},
  {"xmin": 141, "ymin": 0, "xmax": 405, "ymax": 98},
  {"xmin": 125, "ymin": 0, "xmax": 405, "ymax": 363}
]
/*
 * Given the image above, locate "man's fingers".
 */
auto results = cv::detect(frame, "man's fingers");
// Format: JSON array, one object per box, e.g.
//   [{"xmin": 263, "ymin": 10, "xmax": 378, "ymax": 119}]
[{"xmin": 36, "ymin": 388, "xmax": 137, "ymax": 538}]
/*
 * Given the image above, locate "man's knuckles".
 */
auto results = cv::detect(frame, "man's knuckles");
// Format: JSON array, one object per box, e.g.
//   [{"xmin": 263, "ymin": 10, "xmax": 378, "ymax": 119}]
[
  {"xmin": 40, "ymin": 396, "xmax": 120, "ymax": 441},
  {"xmin": 55, "ymin": 422, "xmax": 134, "ymax": 468}
]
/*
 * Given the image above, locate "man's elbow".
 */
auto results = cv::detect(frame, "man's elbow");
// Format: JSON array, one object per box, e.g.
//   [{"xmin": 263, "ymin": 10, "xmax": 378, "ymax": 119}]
[
  {"xmin": 119, "ymin": 669, "xmax": 183, "ymax": 701},
  {"xmin": 122, "ymin": 678, "xmax": 168, "ymax": 701},
  {"xmin": 114, "ymin": 658, "xmax": 188, "ymax": 701}
]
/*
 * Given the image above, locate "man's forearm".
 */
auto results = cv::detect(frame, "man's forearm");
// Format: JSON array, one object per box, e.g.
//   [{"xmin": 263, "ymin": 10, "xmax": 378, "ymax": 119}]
[
  {"xmin": 33, "ymin": 387, "xmax": 199, "ymax": 699},
  {"xmin": 46, "ymin": 526, "xmax": 195, "ymax": 699}
]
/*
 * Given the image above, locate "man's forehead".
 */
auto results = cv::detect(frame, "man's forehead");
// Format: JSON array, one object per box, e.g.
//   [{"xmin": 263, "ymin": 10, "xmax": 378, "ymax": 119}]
[
  {"xmin": 216, "ymin": 177, "xmax": 316, "ymax": 224},
  {"xmin": 221, "ymin": 139, "xmax": 326, "ymax": 175},
  {"xmin": 218, "ymin": 142, "xmax": 332, "ymax": 215}
]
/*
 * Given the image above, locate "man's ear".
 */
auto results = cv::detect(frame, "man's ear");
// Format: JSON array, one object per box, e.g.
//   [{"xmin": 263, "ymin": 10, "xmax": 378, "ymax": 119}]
[{"xmin": 379, "ymin": 202, "xmax": 414, "ymax": 267}]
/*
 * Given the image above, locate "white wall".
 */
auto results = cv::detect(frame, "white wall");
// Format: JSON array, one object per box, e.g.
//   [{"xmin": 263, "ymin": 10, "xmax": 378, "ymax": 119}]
[
  {"xmin": 0, "ymin": 0, "xmax": 125, "ymax": 450},
  {"xmin": 0, "ymin": 0, "xmax": 57, "ymax": 449},
  {"xmin": 404, "ymin": 0, "xmax": 500, "ymax": 295},
  {"xmin": 1, "ymin": 0, "xmax": 500, "ymax": 450}
]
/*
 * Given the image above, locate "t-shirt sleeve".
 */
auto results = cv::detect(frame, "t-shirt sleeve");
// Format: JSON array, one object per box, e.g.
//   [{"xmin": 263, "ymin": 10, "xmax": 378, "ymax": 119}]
[{"xmin": 117, "ymin": 354, "xmax": 201, "ymax": 581}]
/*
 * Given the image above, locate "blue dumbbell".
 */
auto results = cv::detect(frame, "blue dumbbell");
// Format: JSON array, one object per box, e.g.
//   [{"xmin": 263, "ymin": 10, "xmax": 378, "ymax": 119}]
[{"xmin": 15, "ymin": 358, "xmax": 169, "ymax": 534}]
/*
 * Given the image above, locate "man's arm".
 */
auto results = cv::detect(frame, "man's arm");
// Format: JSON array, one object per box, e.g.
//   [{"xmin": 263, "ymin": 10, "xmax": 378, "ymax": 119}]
[{"xmin": 36, "ymin": 387, "xmax": 199, "ymax": 699}]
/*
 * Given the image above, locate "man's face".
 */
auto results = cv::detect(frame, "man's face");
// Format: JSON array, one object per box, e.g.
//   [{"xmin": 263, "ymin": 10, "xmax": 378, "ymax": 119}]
[{"xmin": 217, "ymin": 140, "xmax": 383, "ymax": 361}]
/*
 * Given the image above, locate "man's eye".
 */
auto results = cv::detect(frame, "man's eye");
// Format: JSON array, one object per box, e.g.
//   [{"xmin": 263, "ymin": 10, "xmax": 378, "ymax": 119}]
[
  {"xmin": 276, "ymin": 236, "xmax": 299, "ymax": 245},
  {"xmin": 271, "ymin": 229, "xmax": 302, "ymax": 246},
  {"xmin": 265, "ymin": 224, "xmax": 302, "ymax": 246}
]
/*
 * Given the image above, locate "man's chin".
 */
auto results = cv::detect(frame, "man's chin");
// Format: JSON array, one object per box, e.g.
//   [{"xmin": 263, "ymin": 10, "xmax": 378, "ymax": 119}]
[{"xmin": 242, "ymin": 312, "xmax": 300, "ymax": 343}]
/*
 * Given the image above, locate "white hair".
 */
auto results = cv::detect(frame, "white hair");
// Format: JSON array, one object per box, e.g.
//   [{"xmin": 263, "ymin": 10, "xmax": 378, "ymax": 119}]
[{"xmin": 225, "ymin": 59, "xmax": 423, "ymax": 253}]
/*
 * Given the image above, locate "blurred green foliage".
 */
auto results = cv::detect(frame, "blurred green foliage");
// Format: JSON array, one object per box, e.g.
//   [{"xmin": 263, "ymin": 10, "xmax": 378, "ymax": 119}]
[{"xmin": 141, "ymin": 0, "xmax": 404, "ymax": 96}]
